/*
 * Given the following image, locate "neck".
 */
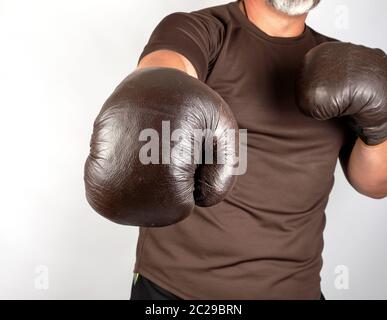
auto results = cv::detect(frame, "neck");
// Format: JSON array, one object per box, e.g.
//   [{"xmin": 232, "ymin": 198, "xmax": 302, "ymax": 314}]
[{"xmin": 240, "ymin": 0, "xmax": 308, "ymax": 37}]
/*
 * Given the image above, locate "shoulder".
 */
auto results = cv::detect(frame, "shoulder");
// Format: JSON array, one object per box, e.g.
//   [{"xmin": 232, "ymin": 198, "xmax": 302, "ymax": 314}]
[
  {"xmin": 162, "ymin": 3, "xmax": 233, "ymax": 32},
  {"xmin": 194, "ymin": 2, "xmax": 234, "ymax": 23},
  {"xmin": 307, "ymin": 26, "xmax": 340, "ymax": 45}
]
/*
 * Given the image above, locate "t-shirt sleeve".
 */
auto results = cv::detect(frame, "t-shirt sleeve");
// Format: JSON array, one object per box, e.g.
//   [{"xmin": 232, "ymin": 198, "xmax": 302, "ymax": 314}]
[{"xmin": 138, "ymin": 12, "xmax": 224, "ymax": 81}]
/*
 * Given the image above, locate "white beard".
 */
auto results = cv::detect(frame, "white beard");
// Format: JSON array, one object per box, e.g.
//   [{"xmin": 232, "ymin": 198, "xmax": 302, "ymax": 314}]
[{"xmin": 266, "ymin": 0, "xmax": 320, "ymax": 16}]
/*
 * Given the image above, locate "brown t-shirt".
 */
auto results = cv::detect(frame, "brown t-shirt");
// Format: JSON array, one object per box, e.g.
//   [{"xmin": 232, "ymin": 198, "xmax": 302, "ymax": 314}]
[{"xmin": 134, "ymin": 1, "xmax": 353, "ymax": 299}]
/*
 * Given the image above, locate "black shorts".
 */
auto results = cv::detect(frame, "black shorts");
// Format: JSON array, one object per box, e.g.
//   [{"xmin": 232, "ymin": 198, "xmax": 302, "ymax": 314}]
[{"xmin": 130, "ymin": 273, "xmax": 326, "ymax": 300}]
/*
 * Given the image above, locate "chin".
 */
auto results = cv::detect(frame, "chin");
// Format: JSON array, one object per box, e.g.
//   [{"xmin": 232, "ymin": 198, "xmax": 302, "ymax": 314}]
[{"xmin": 266, "ymin": 0, "xmax": 321, "ymax": 16}]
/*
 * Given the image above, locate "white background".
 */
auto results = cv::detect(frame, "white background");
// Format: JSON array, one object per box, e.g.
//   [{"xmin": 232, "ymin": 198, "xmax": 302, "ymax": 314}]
[{"xmin": 0, "ymin": 0, "xmax": 386, "ymax": 299}]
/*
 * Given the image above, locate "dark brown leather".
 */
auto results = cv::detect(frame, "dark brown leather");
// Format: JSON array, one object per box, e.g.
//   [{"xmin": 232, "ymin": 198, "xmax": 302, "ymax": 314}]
[
  {"xmin": 296, "ymin": 42, "xmax": 387, "ymax": 145},
  {"xmin": 84, "ymin": 68, "xmax": 238, "ymax": 227}
]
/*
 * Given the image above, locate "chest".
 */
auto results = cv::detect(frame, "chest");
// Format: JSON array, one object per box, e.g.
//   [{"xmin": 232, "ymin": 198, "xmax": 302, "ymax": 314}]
[{"xmin": 206, "ymin": 36, "xmax": 347, "ymax": 153}]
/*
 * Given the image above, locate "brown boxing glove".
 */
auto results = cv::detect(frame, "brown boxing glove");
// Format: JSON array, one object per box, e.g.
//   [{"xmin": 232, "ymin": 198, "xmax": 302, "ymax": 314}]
[
  {"xmin": 296, "ymin": 42, "xmax": 387, "ymax": 146},
  {"xmin": 84, "ymin": 68, "xmax": 239, "ymax": 227}
]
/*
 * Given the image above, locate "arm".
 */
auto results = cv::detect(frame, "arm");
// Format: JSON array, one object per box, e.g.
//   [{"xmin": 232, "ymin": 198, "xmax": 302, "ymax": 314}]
[
  {"xmin": 341, "ymin": 138, "xmax": 387, "ymax": 199},
  {"xmin": 138, "ymin": 49, "xmax": 198, "ymax": 78},
  {"xmin": 136, "ymin": 12, "xmax": 224, "ymax": 81},
  {"xmin": 296, "ymin": 42, "xmax": 387, "ymax": 200},
  {"xmin": 83, "ymin": 13, "xmax": 234, "ymax": 226}
]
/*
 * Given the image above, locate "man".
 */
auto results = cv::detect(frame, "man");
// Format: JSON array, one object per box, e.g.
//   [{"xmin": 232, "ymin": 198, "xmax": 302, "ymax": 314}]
[{"xmin": 85, "ymin": 0, "xmax": 387, "ymax": 299}]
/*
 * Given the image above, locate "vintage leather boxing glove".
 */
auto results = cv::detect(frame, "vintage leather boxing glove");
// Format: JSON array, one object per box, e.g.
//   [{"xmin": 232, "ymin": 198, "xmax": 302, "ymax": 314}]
[
  {"xmin": 84, "ymin": 67, "xmax": 238, "ymax": 227},
  {"xmin": 296, "ymin": 42, "xmax": 387, "ymax": 146}
]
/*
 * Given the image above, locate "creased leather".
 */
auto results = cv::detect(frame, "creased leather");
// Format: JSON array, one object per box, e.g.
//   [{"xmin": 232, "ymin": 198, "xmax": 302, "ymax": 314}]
[
  {"xmin": 84, "ymin": 68, "xmax": 239, "ymax": 227},
  {"xmin": 296, "ymin": 42, "xmax": 387, "ymax": 146}
]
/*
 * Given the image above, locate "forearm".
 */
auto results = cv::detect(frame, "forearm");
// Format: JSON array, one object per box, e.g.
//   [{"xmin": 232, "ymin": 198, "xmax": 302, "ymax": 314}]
[
  {"xmin": 346, "ymin": 138, "xmax": 387, "ymax": 199},
  {"xmin": 137, "ymin": 49, "xmax": 198, "ymax": 78}
]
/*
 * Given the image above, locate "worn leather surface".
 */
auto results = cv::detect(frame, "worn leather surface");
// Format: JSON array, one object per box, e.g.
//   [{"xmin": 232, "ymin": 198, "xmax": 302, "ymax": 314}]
[
  {"xmin": 296, "ymin": 42, "xmax": 387, "ymax": 145},
  {"xmin": 84, "ymin": 68, "xmax": 238, "ymax": 227}
]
